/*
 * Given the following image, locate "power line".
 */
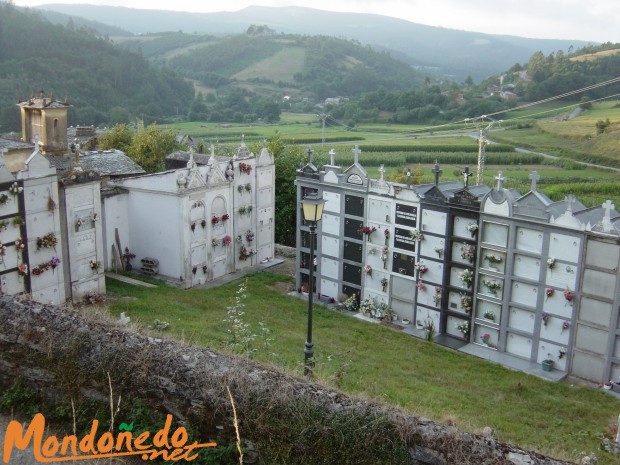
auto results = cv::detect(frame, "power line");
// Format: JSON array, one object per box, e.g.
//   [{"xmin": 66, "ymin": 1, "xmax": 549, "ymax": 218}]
[{"xmin": 317, "ymin": 76, "xmax": 620, "ymax": 142}]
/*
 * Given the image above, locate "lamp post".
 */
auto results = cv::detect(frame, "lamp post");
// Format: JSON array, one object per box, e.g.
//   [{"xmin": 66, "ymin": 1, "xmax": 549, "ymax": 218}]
[{"xmin": 301, "ymin": 192, "xmax": 325, "ymax": 376}]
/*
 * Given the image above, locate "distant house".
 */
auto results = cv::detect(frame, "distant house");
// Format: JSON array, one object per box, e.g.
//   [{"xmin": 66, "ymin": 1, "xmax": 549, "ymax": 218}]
[
  {"xmin": 324, "ymin": 97, "xmax": 343, "ymax": 106},
  {"xmin": 68, "ymin": 126, "xmax": 101, "ymax": 152},
  {"xmin": 500, "ymin": 91, "xmax": 518, "ymax": 100}
]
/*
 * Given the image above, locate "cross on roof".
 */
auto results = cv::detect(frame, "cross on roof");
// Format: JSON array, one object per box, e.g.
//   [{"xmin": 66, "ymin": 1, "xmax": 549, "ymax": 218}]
[
  {"xmin": 564, "ymin": 194, "xmax": 576, "ymax": 213},
  {"xmin": 461, "ymin": 166, "xmax": 472, "ymax": 188},
  {"xmin": 352, "ymin": 145, "xmax": 361, "ymax": 164},
  {"xmin": 379, "ymin": 164, "xmax": 385, "ymax": 182},
  {"xmin": 306, "ymin": 146, "xmax": 314, "ymax": 165},
  {"xmin": 432, "ymin": 161, "xmax": 442, "ymax": 186},
  {"xmin": 187, "ymin": 146, "xmax": 196, "ymax": 169},
  {"xmin": 603, "ymin": 199, "xmax": 615, "ymax": 219},
  {"xmin": 602, "ymin": 199, "xmax": 616, "ymax": 233},
  {"xmin": 529, "ymin": 171, "xmax": 540, "ymax": 191},
  {"xmin": 495, "ymin": 171, "xmax": 505, "ymax": 190},
  {"xmin": 329, "ymin": 148, "xmax": 336, "ymax": 166}
]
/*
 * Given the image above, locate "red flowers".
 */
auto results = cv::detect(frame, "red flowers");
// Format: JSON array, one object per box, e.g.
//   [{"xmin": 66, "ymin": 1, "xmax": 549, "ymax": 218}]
[{"xmin": 357, "ymin": 226, "xmax": 376, "ymax": 236}]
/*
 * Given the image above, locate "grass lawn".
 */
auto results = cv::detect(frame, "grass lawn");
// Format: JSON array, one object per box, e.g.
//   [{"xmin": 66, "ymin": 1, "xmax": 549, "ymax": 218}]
[{"xmin": 106, "ymin": 272, "xmax": 620, "ymax": 464}]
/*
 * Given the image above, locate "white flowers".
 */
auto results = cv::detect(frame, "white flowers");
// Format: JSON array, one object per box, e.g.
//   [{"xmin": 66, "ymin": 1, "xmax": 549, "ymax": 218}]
[
  {"xmin": 409, "ymin": 229, "xmax": 424, "ymax": 241},
  {"xmin": 9, "ymin": 182, "xmax": 23, "ymax": 196},
  {"xmin": 455, "ymin": 321, "xmax": 469, "ymax": 334}
]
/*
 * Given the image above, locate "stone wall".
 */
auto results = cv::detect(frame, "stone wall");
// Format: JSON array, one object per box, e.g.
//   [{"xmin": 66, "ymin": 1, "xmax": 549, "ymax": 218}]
[
  {"xmin": 0, "ymin": 296, "xmax": 571, "ymax": 465},
  {"xmin": 274, "ymin": 243, "xmax": 296, "ymax": 258}
]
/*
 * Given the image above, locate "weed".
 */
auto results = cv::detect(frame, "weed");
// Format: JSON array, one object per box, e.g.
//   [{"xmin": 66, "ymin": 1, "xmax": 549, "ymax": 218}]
[
  {"xmin": 0, "ymin": 377, "xmax": 41, "ymax": 417},
  {"xmin": 223, "ymin": 279, "xmax": 273, "ymax": 358}
]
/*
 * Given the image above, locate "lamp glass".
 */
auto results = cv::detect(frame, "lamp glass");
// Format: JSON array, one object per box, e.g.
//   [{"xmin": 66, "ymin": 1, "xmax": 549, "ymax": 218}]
[{"xmin": 301, "ymin": 195, "xmax": 325, "ymax": 223}]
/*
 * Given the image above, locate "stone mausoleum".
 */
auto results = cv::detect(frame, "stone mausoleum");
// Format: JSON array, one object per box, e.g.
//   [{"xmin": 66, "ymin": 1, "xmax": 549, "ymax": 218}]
[
  {"xmin": 295, "ymin": 146, "xmax": 620, "ymax": 384},
  {"xmin": 104, "ymin": 142, "xmax": 275, "ymax": 288}
]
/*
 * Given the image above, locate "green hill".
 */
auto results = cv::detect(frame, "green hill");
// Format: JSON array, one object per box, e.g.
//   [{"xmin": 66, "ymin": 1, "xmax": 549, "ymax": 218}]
[
  {"xmin": 118, "ymin": 31, "xmax": 426, "ymax": 102},
  {"xmin": 0, "ymin": 3, "xmax": 194, "ymax": 132},
  {"xmin": 37, "ymin": 4, "xmax": 593, "ymax": 82}
]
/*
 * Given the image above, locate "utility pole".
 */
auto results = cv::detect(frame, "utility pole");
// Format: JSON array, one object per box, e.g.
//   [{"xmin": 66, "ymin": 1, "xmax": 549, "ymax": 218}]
[
  {"xmin": 474, "ymin": 117, "xmax": 500, "ymax": 186},
  {"xmin": 317, "ymin": 113, "xmax": 328, "ymax": 146}
]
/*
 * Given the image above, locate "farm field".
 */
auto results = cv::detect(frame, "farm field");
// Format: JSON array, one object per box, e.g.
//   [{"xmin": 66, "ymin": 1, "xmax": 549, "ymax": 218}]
[
  {"xmin": 492, "ymin": 101, "xmax": 620, "ymax": 167},
  {"xmin": 163, "ymin": 101, "xmax": 620, "ymax": 207}
]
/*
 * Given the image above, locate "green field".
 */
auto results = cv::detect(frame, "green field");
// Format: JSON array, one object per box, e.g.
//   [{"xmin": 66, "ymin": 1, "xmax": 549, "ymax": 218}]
[
  {"xmin": 106, "ymin": 272, "xmax": 620, "ymax": 464},
  {"xmin": 163, "ymin": 101, "xmax": 620, "ymax": 207},
  {"xmin": 493, "ymin": 101, "xmax": 620, "ymax": 167}
]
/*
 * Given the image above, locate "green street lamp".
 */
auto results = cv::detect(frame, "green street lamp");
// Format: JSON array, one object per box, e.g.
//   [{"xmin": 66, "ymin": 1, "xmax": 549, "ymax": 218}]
[{"xmin": 301, "ymin": 192, "xmax": 325, "ymax": 376}]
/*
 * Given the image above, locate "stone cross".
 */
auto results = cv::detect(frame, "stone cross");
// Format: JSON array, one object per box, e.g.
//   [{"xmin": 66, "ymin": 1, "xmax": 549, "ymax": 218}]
[
  {"xmin": 379, "ymin": 164, "xmax": 385, "ymax": 182},
  {"xmin": 187, "ymin": 145, "xmax": 196, "ymax": 169},
  {"xmin": 209, "ymin": 144, "xmax": 216, "ymax": 164},
  {"xmin": 352, "ymin": 145, "xmax": 361, "ymax": 164},
  {"xmin": 461, "ymin": 166, "xmax": 472, "ymax": 188},
  {"xmin": 74, "ymin": 143, "xmax": 81, "ymax": 167},
  {"xmin": 529, "ymin": 171, "xmax": 540, "ymax": 191},
  {"xmin": 495, "ymin": 171, "xmax": 505, "ymax": 190},
  {"xmin": 602, "ymin": 199, "xmax": 615, "ymax": 232},
  {"xmin": 329, "ymin": 148, "xmax": 336, "ymax": 166},
  {"xmin": 602, "ymin": 199, "xmax": 615, "ymax": 218},
  {"xmin": 306, "ymin": 146, "xmax": 314, "ymax": 165},
  {"xmin": 565, "ymin": 194, "xmax": 576, "ymax": 213},
  {"xmin": 432, "ymin": 161, "xmax": 442, "ymax": 186}
]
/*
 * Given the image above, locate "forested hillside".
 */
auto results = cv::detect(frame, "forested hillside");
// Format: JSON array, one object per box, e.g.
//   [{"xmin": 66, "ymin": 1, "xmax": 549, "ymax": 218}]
[
  {"xmin": 326, "ymin": 42, "xmax": 620, "ymax": 125},
  {"xmin": 39, "ymin": 4, "xmax": 590, "ymax": 82},
  {"xmin": 120, "ymin": 31, "xmax": 426, "ymax": 100},
  {"xmin": 520, "ymin": 44, "xmax": 620, "ymax": 101},
  {"xmin": 0, "ymin": 3, "xmax": 193, "ymax": 132}
]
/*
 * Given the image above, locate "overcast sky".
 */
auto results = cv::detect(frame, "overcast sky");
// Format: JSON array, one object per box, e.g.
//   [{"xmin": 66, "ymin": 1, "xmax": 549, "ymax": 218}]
[{"xmin": 12, "ymin": 0, "xmax": 620, "ymax": 43}]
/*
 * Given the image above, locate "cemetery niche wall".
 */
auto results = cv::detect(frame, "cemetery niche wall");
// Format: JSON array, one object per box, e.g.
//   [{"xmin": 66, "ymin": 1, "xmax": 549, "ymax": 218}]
[
  {"xmin": 106, "ymin": 143, "xmax": 275, "ymax": 289},
  {"xmin": 295, "ymin": 151, "xmax": 620, "ymax": 384}
]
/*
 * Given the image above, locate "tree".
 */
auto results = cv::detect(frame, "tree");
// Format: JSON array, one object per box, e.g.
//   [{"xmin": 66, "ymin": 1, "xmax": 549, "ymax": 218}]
[
  {"xmin": 253, "ymin": 135, "xmax": 304, "ymax": 246},
  {"xmin": 98, "ymin": 124, "xmax": 134, "ymax": 153},
  {"xmin": 127, "ymin": 125, "xmax": 180, "ymax": 173},
  {"xmin": 595, "ymin": 118, "xmax": 610, "ymax": 134},
  {"xmin": 108, "ymin": 106, "xmax": 131, "ymax": 125},
  {"xmin": 260, "ymin": 101, "xmax": 281, "ymax": 122}
]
